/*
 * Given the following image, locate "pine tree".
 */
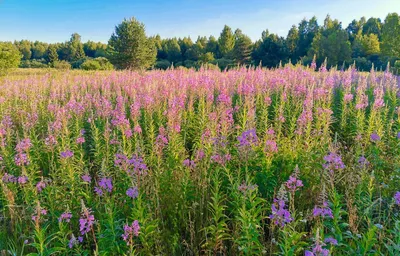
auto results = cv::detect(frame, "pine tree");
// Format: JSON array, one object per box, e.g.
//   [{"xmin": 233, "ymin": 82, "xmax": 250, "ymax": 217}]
[
  {"xmin": 218, "ymin": 25, "xmax": 235, "ymax": 58},
  {"xmin": 68, "ymin": 33, "xmax": 85, "ymax": 61},
  {"xmin": 108, "ymin": 17, "xmax": 157, "ymax": 70},
  {"xmin": 233, "ymin": 29, "xmax": 252, "ymax": 65},
  {"xmin": 47, "ymin": 45, "xmax": 59, "ymax": 64},
  {"xmin": 286, "ymin": 25, "xmax": 299, "ymax": 61}
]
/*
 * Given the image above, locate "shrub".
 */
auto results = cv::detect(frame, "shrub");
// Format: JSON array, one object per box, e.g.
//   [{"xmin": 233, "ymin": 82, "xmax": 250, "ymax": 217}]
[
  {"xmin": 20, "ymin": 60, "xmax": 48, "ymax": 68},
  {"xmin": 154, "ymin": 59, "xmax": 171, "ymax": 70},
  {"xmin": 80, "ymin": 57, "xmax": 114, "ymax": 70},
  {"xmin": 53, "ymin": 60, "xmax": 71, "ymax": 70}
]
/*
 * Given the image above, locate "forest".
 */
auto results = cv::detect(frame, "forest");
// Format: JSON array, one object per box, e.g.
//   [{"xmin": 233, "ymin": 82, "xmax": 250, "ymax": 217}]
[{"xmin": 1, "ymin": 13, "xmax": 400, "ymax": 72}]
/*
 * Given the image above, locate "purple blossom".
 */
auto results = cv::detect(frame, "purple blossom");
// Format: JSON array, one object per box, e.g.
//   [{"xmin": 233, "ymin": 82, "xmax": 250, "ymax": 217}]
[
  {"xmin": 58, "ymin": 212, "xmax": 72, "ymax": 223},
  {"xmin": 127, "ymin": 155, "xmax": 148, "ymax": 176},
  {"xmin": 94, "ymin": 187, "xmax": 104, "ymax": 196},
  {"xmin": 68, "ymin": 235, "xmax": 82, "ymax": 248},
  {"xmin": 313, "ymin": 201, "xmax": 333, "ymax": 218},
  {"xmin": 155, "ymin": 127, "xmax": 168, "ymax": 148},
  {"xmin": 265, "ymin": 140, "xmax": 278, "ymax": 153},
  {"xmin": 2, "ymin": 173, "xmax": 17, "ymax": 183},
  {"xmin": 286, "ymin": 175, "xmax": 303, "ymax": 192},
  {"xmin": 183, "ymin": 159, "xmax": 195, "ymax": 168},
  {"xmin": 17, "ymin": 175, "xmax": 28, "ymax": 184},
  {"xmin": 195, "ymin": 150, "xmax": 205, "ymax": 161},
  {"xmin": 60, "ymin": 150, "xmax": 74, "ymax": 159},
  {"xmin": 323, "ymin": 152, "xmax": 345, "ymax": 174},
  {"xmin": 394, "ymin": 191, "xmax": 400, "ymax": 206},
  {"xmin": 370, "ymin": 133, "xmax": 380, "ymax": 142},
  {"xmin": 397, "ymin": 132, "xmax": 400, "ymax": 139},
  {"xmin": 305, "ymin": 243, "xmax": 330, "ymax": 256},
  {"xmin": 237, "ymin": 129, "xmax": 258, "ymax": 147},
  {"xmin": 45, "ymin": 135, "xmax": 57, "ymax": 146},
  {"xmin": 76, "ymin": 137, "xmax": 85, "ymax": 144},
  {"xmin": 36, "ymin": 180, "xmax": 46, "ymax": 192},
  {"xmin": 81, "ymin": 174, "xmax": 91, "ymax": 183},
  {"xmin": 124, "ymin": 129, "xmax": 133, "ymax": 138},
  {"xmin": 122, "ymin": 220, "xmax": 140, "ymax": 245},
  {"xmin": 14, "ymin": 153, "xmax": 29, "ymax": 166},
  {"xmin": 99, "ymin": 177, "xmax": 113, "ymax": 192},
  {"xmin": 110, "ymin": 138, "xmax": 120, "ymax": 145},
  {"xmin": 15, "ymin": 138, "xmax": 32, "ymax": 153},
  {"xmin": 126, "ymin": 187, "xmax": 139, "ymax": 199},
  {"xmin": 79, "ymin": 208, "xmax": 95, "ymax": 235},
  {"xmin": 269, "ymin": 199, "xmax": 292, "ymax": 227},
  {"xmin": 210, "ymin": 153, "xmax": 231, "ymax": 165},
  {"xmin": 358, "ymin": 156, "xmax": 369, "ymax": 168},
  {"xmin": 324, "ymin": 237, "xmax": 338, "ymax": 246},
  {"xmin": 343, "ymin": 93, "xmax": 354, "ymax": 103},
  {"xmin": 134, "ymin": 125, "xmax": 142, "ymax": 134}
]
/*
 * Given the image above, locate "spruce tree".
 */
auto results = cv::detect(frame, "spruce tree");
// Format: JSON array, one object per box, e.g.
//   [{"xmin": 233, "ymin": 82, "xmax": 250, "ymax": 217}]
[
  {"xmin": 218, "ymin": 25, "xmax": 235, "ymax": 58},
  {"xmin": 108, "ymin": 17, "xmax": 156, "ymax": 70}
]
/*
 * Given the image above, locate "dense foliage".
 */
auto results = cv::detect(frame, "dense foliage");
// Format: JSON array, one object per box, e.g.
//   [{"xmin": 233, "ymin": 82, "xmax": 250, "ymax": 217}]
[
  {"xmin": 108, "ymin": 18, "xmax": 157, "ymax": 70},
  {"xmin": 0, "ymin": 64, "xmax": 400, "ymax": 255},
  {"xmin": 0, "ymin": 42, "xmax": 21, "ymax": 75},
  {"xmin": 3, "ymin": 13, "xmax": 400, "ymax": 71}
]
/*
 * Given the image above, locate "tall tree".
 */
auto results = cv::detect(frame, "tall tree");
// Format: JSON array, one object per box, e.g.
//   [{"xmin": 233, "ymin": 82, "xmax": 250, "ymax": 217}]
[
  {"xmin": 178, "ymin": 37, "xmax": 193, "ymax": 62},
  {"xmin": 346, "ymin": 18, "xmax": 365, "ymax": 42},
  {"xmin": 286, "ymin": 25, "xmax": 299, "ymax": 61},
  {"xmin": 309, "ymin": 17, "xmax": 352, "ymax": 67},
  {"xmin": 83, "ymin": 41, "xmax": 98, "ymax": 58},
  {"xmin": 31, "ymin": 41, "xmax": 48, "ymax": 60},
  {"xmin": 0, "ymin": 42, "xmax": 21, "ymax": 75},
  {"xmin": 363, "ymin": 17, "xmax": 382, "ymax": 37},
  {"xmin": 205, "ymin": 36, "xmax": 219, "ymax": 57},
  {"xmin": 108, "ymin": 17, "xmax": 157, "ymax": 69},
  {"xmin": 359, "ymin": 33, "xmax": 380, "ymax": 56},
  {"xmin": 16, "ymin": 40, "xmax": 32, "ymax": 60},
  {"xmin": 233, "ymin": 29, "xmax": 252, "ymax": 65},
  {"xmin": 297, "ymin": 16, "xmax": 319, "ymax": 58},
  {"xmin": 68, "ymin": 33, "xmax": 85, "ymax": 61},
  {"xmin": 163, "ymin": 38, "xmax": 181, "ymax": 64},
  {"xmin": 218, "ymin": 25, "xmax": 235, "ymax": 58},
  {"xmin": 47, "ymin": 44, "xmax": 59, "ymax": 64},
  {"xmin": 252, "ymin": 30, "xmax": 288, "ymax": 67},
  {"xmin": 381, "ymin": 13, "xmax": 400, "ymax": 58}
]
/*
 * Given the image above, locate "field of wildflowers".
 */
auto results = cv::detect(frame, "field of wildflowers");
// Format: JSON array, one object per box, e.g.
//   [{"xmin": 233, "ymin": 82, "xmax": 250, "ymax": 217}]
[{"xmin": 0, "ymin": 64, "xmax": 400, "ymax": 255}]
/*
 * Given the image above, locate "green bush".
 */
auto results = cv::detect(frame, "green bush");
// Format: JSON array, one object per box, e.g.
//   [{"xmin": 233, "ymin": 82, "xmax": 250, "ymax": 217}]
[
  {"xmin": 53, "ymin": 60, "xmax": 71, "ymax": 70},
  {"xmin": 20, "ymin": 59, "xmax": 48, "ymax": 68},
  {"xmin": 212, "ymin": 58, "xmax": 234, "ymax": 70},
  {"xmin": 71, "ymin": 58, "xmax": 89, "ymax": 69},
  {"xmin": 154, "ymin": 59, "xmax": 171, "ymax": 70},
  {"xmin": 80, "ymin": 57, "xmax": 114, "ymax": 70}
]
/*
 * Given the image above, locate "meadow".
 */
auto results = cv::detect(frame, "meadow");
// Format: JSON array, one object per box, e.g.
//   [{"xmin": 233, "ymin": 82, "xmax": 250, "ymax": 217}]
[{"xmin": 0, "ymin": 64, "xmax": 400, "ymax": 255}]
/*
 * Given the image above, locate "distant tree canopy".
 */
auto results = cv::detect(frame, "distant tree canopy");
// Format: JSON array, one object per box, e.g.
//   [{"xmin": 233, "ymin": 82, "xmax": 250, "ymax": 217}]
[
  {"xmin": 2, "ymin": 13, "xmax": 400, "ymax": 72},
  {"xmin": 0, "ymin": 42, "xmax": 21, "ymax": 75},
  {"xmin": 108, "ymin": 17, "xmax": 156, "ymax": 70}
]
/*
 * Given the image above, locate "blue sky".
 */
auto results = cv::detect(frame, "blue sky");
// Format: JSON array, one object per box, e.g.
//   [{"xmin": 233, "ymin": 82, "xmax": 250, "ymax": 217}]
[{"xmin": 0, "ymin": 0, "xmax": 399, "ymax": 43}]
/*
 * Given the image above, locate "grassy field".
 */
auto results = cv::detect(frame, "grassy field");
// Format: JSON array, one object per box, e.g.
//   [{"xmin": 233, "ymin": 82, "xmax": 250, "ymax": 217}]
[{"xmin": 0, "ymin": 65, "xmax": 400, "ymax": 255}]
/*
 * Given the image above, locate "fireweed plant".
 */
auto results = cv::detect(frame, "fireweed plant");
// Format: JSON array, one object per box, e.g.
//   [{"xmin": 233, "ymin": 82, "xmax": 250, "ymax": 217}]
[{"xmin": 0, "ymin": 63, "xmax": 400, "ymax": 255}]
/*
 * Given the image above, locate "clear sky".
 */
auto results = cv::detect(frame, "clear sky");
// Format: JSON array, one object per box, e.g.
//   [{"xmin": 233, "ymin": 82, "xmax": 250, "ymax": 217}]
[{"xmin": 0, "ymin": 0, "xmax": 399, "ymax": 43}]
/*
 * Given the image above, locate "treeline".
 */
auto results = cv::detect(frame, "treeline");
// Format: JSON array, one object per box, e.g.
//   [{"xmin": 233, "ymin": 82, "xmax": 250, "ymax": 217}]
[
  {"xmin": 12, "ymin": 34, "xmax": 112, "ymax": 70},
  {"xmin": 2, "ymin": 13, "xmax": 400, "ymax": 72}
]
